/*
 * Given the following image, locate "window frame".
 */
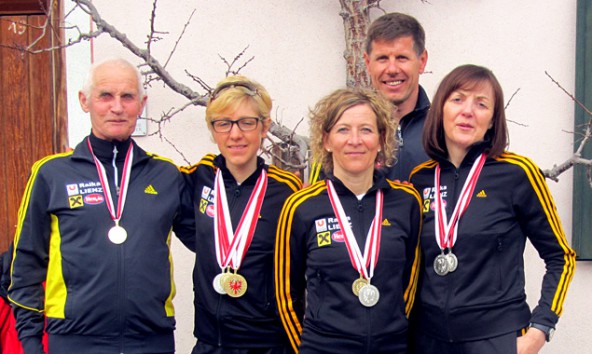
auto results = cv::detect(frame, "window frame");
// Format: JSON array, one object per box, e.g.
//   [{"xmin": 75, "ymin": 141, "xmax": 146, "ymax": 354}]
[{"xmin": 573, "ymin": 0, "xmax": 592, "ymax": 260}]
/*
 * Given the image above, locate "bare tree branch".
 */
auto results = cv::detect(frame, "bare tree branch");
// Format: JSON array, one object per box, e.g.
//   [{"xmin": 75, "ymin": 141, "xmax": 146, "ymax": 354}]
[
  {"xmin": 163, "ymin": 10, "xmax": 196, "ymax": 68},
  {"xmin": 541, "ymin": 72, "xmax": 592, "ymax": 182}
]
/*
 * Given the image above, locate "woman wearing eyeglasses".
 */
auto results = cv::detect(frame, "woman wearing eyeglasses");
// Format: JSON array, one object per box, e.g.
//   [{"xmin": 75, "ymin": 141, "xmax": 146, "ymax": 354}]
[{"xmin": 183, "ymin": 75, "xmax": 302, "ymax": 354}]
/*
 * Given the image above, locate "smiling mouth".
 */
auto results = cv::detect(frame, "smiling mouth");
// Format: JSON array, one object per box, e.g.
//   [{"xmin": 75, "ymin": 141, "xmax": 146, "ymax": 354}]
[{"xmin": 384, "ymin": 80, "xmax": 403, "ymax": 87}]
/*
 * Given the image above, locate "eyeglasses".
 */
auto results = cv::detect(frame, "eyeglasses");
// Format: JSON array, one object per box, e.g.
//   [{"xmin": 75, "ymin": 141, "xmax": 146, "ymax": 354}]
[
  {"xmin": 210, "ymin": 117, "xmax": 263, "ymax": 133},
  {"xmin": 209, "ymin": 81, "xmax": 260, "ymax": 102}
]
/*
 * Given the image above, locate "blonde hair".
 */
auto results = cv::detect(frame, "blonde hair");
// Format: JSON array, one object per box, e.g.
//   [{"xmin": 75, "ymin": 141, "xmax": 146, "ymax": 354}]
[
  {"xmin": 206, "ymin": 75, "xmax": 272, "ymax": 130},
  {"xmin": 309, "ymin": 88, "xmax": 397, "ymax": 174}
]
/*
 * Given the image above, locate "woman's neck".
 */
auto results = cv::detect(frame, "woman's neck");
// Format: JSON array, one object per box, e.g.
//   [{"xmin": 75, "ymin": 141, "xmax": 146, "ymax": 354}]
[
  {"xmin": 226, "ymin": 162, "xmax": 258, "ymax": 184},
  {"xmin": 334, "ymin": 169, "xmax": 373, "ymax": 196},
  {"xmin": 447, "ymin": 145, "xmax": 468, "ymax": 168}
]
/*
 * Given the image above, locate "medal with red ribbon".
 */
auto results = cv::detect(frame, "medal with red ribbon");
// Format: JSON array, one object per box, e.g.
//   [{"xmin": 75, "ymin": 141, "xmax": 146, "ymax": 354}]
[
  {"xmin": 213, "ymin": 168, "xmax": 268, "ymax": 297},
  {"xmin": 326, "ymin": 180, "xmax": 383, "ymax": 307},
  {"xmin": 87, "ymin": 138, "xmax": 133, "ymax": 245},
  {"xmin": 433, "ymin": 153, "xmax": 486, "ymax": 276}
]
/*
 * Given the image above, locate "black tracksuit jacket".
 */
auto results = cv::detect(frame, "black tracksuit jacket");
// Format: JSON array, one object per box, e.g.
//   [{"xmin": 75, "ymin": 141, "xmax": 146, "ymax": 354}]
[
  {"xmin": 275, "ymin": 174, "xmax": 422, "ymax": 353},
  {"xmin": 183, "ymin": 154, "xmax": 301, "ymax": 349},
  {"xmin": 8, "ymin": 135, "xmax": 195, "ymax": 353},
  {"xmin": 409, "ymin": 144, "xmax": 576, "ymax": 342}
]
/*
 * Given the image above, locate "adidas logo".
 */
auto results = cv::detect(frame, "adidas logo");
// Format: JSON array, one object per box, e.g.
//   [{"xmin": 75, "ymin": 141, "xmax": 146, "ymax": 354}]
[
  {"xmin": 476, "ymin": 190, "xmax": 487, "ymax": 198},
  {"xmin": 144, "ymin": 185, "xmax": 158, "ymax": 195},
  {"xmin": 382, "ymin": 219, "xmax": 392, "ymax": 226}
]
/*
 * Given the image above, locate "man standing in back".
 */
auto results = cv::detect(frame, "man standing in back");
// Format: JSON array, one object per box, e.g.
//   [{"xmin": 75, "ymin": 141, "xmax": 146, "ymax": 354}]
[{"xmin": 309, "ymin": 12, "xmax": 430, "ymax": 182}]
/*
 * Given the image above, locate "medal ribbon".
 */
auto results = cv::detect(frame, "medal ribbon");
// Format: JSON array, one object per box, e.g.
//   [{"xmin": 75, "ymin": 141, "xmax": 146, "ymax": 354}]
[
  {"xmin": 213, "ymin": 169, "xmax": 268, "ymax": 271},
  {"xmin": 434, "ymin": 153, "xmax": 486, "ymax": 251},
  {"xmin": 86, "ymin": 138, "xmax": 134, "ymax": 228},
  {"xmin": 326, "ymin": 180, "xmax": 383, "ymax": 281}
]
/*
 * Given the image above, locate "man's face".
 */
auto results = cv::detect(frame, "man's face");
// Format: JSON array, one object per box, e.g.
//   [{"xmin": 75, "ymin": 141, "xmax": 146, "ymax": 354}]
[
  {"xmin": 79, "ymin": 63, "xmax": 146, "ymax": 142},
  {"xmin": 364, "ymin": 36, "xmax": 427, "ymax": 112}
]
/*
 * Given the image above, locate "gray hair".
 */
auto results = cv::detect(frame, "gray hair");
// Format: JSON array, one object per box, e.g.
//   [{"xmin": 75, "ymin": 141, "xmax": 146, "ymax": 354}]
[{"xmin": 80, "ymin": 57, "xmax": 145, "ymax": 98}]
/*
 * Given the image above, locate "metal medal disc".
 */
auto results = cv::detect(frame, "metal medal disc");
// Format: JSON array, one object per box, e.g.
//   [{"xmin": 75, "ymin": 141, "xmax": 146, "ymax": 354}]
[
  {"xmin": 222, "ymin": 273, "xmax": 248, "ymax": 298},
  {"xmin": 352, "ymin": 277, "xmax": 369, "ymax": 297},
  {"xmin": 358, "ymin": 284, "xmax": 380, "ymax": 307},
  {"xmin": 108, "ymin": 225, "xmax": 128, "ymax": 244},
  {"xmin": 446, "ymin": 252, "xmax": 458, "ymax": 273},
  {"xmin": 433, "ymin": 254, "xmax": 449, "ymax": 276},
  {"xmin": 212, "ymin": 273, "xmax": 227, "ymax": 295}
]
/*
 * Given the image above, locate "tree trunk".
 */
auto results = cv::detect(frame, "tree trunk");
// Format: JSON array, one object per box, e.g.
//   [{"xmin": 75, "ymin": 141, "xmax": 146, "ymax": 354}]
[{"xmin": 339, "ymin": 0, "xmax": 373, "ymax": 88}]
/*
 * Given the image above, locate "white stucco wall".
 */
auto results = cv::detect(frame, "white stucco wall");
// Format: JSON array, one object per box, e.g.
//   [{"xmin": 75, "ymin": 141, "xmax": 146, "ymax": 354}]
[{"xmin": 64, "ymin": 1, "xmax": 590, "ymax": 353}]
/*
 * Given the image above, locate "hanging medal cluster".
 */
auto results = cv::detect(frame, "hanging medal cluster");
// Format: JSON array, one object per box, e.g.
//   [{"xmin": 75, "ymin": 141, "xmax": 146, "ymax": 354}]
[
  {"xmin": 432, "ymin": 153, "xmax": 486, "ymax": 276},
  {"xmin": 212, "ymin": 169, "xmax": 268, "ymax": 298},
  {"xmin": 326, "ymin": 180, "xmax": 383, "ymax": 307}
]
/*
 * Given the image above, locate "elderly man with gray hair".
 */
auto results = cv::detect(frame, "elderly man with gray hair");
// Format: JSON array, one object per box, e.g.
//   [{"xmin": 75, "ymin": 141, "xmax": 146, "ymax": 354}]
[{"xmin": 8, "ymin": 58, "xmax": 195, "ymax": 354}]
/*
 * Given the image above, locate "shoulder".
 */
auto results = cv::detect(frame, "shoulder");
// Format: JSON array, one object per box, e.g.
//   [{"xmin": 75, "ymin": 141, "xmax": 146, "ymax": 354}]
[
  {"xmin": 282, "ymin": 181, "xmax": 327, "ymax": 211},
  {"xmin": 384, "ymin": 180, "xmax": 422, "ymax": 206},
  {"xmin": 267, "ymin": 164, "xmax": 302, "ymax": 192},
  {"xmin": 409, "ymin": 159, "xmax": 437, "ymax": 180},
  {"xmin": 492, "ymin": 151, "xmax": 543, "ymax": 177},
  {"xmin": 179, "ymin": 153, "xmax": 217, "ymax": 175},
  {"xmin": 141, "ymin": 151, "xmax": 187, "ymax": 178},
  {"xmin": 31, "ymin": 151, "xmax": 74, "ymax": 175}
]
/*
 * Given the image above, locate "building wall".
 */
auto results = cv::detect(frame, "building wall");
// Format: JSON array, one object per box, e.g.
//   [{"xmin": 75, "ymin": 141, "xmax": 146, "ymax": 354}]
[{"xmin": 65, "ymin": 1, "xmax": 589, "ymax": 352}]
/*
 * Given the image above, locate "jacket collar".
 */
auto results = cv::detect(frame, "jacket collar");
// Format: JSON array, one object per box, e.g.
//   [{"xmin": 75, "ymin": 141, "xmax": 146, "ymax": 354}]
[
  {"xmin": 326, "ymin": 170, "xmax": 390, "ymax": 196},
  {"xmin": 433, "ymin": 139, "xmax": 490, "ymax": 169},
  {"xmin": 399, "ymin": 85, "xmax": 430, "ymax": 127},
  {"xmin": 213, "ymin": 154, "xmax": 266, "ymax": 186},
  {"xmin": 71, "ymin": 134, "xmax": 150, "ymax": 166}
]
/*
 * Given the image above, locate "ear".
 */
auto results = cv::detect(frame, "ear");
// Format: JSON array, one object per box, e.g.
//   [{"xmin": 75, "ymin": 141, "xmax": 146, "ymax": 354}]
[
  {"xmin": 363, "ymin": 51, "xmax": 371, "ymax": 71},
  {"xmin": 140, "ymin": 95, "xmax": 147, "ymax": 113},
  {"xmin": 79, "ymin": 91, "xmax": 90, "ymax": 113},
  {"xmin": 323, "ymin": 133, "xmax": 332, "ymax": 152},
  {"xmin": 260, "ymin": 117, "xmax": 271, "ymax": 139},
  {"xmin": 418, "ymin": 50, "xmax": 428, "ymax": 74}
]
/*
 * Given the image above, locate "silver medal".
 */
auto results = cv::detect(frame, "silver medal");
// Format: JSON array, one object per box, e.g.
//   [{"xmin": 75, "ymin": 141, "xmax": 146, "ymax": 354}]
[
  {"xmin": 108, "ymin": 225, "xmax": 127, "ymax": 244},
  {"xmin": 446, "ymin": 252, "xmax": 458, "ymax": 273},
  {"xmin": 433, "ymin": 253, "xmax": 449, "ymax": 276},
  {"xmin": 212, "ymin": 273, "xmax": 227, "ymax": 295},
  {"xmin": 358, "ymin": 284, "xmax": 380, "ymax": 307}
]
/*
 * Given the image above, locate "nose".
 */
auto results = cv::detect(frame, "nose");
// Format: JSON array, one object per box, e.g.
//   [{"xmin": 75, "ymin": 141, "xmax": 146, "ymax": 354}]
[
  {"xmin": 386, "ymin": 58, "xmax": 400, "ymax": 75},
  {"xmin": 348, "ymin": 130, "xmax": 362, "ymax": 145},
  {"xmin": 228, "ymin": 121, "xmax": 243, "ymax": 138},
  {"xmin": 461, "ymin": 99, "xmax": 474, "ymax": 117},
  {"xmin": 111, "ymin": 97, "xmax": 124, "ymax": 113}
]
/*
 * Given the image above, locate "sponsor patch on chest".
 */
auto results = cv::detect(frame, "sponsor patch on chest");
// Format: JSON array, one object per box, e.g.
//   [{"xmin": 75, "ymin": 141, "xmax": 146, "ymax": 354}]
[
  {"xmin": 65, "ymin": 181, "xmax": 104, "ymax": 208},
  {"xmin": 314, "ymin": 217, "xmax": 346, "ymax": 246}
]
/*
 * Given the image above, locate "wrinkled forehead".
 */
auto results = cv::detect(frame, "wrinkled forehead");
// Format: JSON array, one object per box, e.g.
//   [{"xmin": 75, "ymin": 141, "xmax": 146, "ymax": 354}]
[{"xmin": 92, "ymin": 63, "xmax": 141, "ymax": 93}]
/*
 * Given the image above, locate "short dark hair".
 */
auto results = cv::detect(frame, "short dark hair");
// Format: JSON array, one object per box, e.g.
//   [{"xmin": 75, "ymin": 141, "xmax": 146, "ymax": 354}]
[
  {"xmin": 423, "ymin": 64, "xmax": 509, "ymax": 160},
  {"xmin": 365, "ymin": 12, "xmax": 426, "ymax": 57}
]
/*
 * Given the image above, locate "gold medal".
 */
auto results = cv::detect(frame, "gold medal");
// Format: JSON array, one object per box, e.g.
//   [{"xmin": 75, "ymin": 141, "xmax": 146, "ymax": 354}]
[
  {"xmin": 352, "ymin": 276, "xmax": 369, "ymax": 297},
  {"xmin": 222, "ymin": 272, "xmax": 248, "ymax": 298}
]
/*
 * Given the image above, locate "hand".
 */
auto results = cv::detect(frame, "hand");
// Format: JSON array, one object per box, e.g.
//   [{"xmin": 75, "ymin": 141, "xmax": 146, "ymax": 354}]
[
  {"xmin": 517, "ymin": 327, "xmax": 546, "ymax": 354},
  {"xmin": 392, "ymin": 179, "xmax": 414, "ymax": 187}
]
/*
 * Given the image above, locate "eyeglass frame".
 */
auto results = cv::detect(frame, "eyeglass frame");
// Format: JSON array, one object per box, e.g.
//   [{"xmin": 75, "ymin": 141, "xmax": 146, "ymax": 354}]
[{"xmin": 210, "ymin": 116, "xmax": 264, "ymax": 133}]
